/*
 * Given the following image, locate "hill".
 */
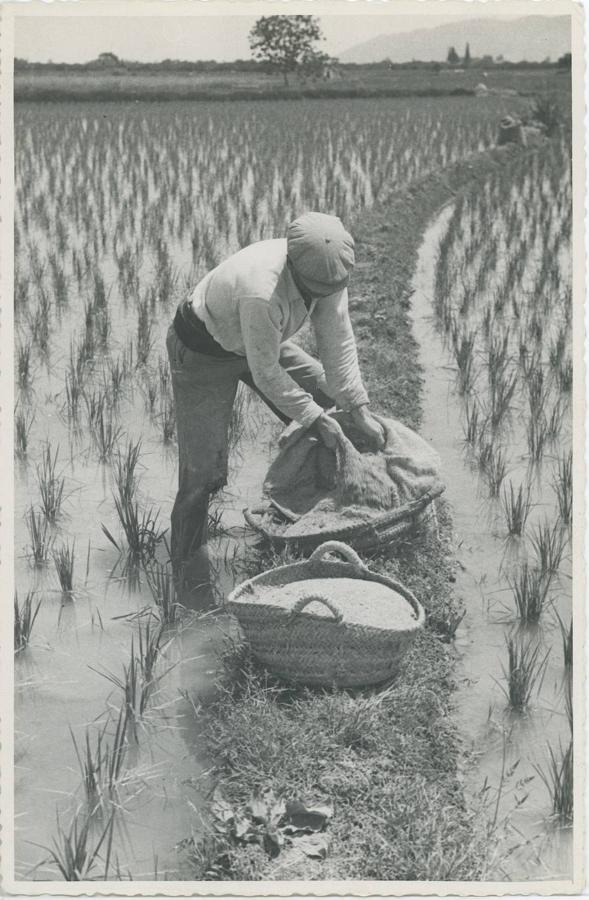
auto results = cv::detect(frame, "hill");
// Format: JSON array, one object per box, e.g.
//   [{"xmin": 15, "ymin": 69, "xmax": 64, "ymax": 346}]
[{"xmin": 340, "ymin": 15, "xmax": 571, "ymax": 64}]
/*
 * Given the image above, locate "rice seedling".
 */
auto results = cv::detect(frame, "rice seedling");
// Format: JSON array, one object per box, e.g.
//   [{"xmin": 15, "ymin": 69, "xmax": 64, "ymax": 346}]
[
  {"xmin": 14, "ymin": 590, "xmax": 42, "ymax": 652},
  {"xmin": 31, "ymin": 807, "xmax": 115, "ymax": 881},
  {"xmin": 483, "ymin": 447, "xmax": 508, "ymax": 498},
  {"xmin": 53, "ymin": 540, "xmax": 76, "ymax": 594},
  {"xmin": 558, "ymin": 357, "xmax": 572, "ymax": 393},
  {"xmin": 549, "ymin": 327, "xmax": 567, "ymax": 371},
  {"xmin": 501, "ymin": 481, "xmax": 533, "ymax": 537},
  {"xmin": 207, "ymin": 501, "xmax": 230, "ymax": 537},
  {"xmin": 106, "ymin": 356, "xmax": 125, "ymax": 400},
  {"xmin": 157, "ymin": 355, "xmax": 171, "ymax": 396},
  {"xmin": 481, "ymin": 306, "xmax": 492, "ymax": 340},
  {"xmin": 84, "ymin": 388, "xmax": 106, "ymax": 432},
  {"xmin": 487, "ymin": 331, "xmax": 510, "ymax": 386},
  {"xmin": 142, "ymin": 373, "xmax": 159, "ymax": 414},
  {"xmin": 499, "ymin": 632, "xmax": 550, "ymax": 711},
  {"xmin": 510, "ymin": 293, "xmax": 520, "ymax": 321},
  {"xmin": 102, "ymin": 497, "xmax": 167, "ymax": 563},
  {"xmin": 69, "ymin": 704, "xmax": 129, "ymax": 811},
  {"xmin": 555, "ymin": 610, "xmax": 573, "ymax": 670},
  {"xmin": 121, "ymin": 338, "xmax": 134, "ymax": 373},
  {"xmin": 529, "ymin": 314, "xmax": 544, "ymax": 345},
  {"xmin": 145, "ymin": 561, "xmax": 184, "ymax": 625},
  {"xmin": 477, "ymin": 439, "xmax": 495, "ymax": 475},
  {"xmin": 463, "ymin": 398, "xmax": 480, "ymax": 446},
  {"xmin": 36, "ymin": 443, "xmax": 66, "ymax": 522},
  {"xmin": 49, "ymin": 253, "xmax": 68, "ymax": 306},
  {"xmin": 16, "ymin": 341, "xmax": 32, "ymax": 388},
  {"xmin": 113, "ymin": 438, "xmax": 142, "ymax": 507},
  {"xmin": 94, "ymin": 272, "xmax": 107, "ymax": 309},
  {"xmin": 526, "ymin": 414, "xmax": 549, "ymax": 463},
  {"xmin": 95, "ymin": 305, "xmax": 111, "ymax": 349},
  {"xmin": 553, "ymin": 451, "xmax": 573, "ymax": 527},
  {"xmin": 136, "ymin": 299, "xmax": 153, "ymax": 367},
  {"xmin": 92, "ymin": 621, "xmax": 170, "ymax": 736},
  {"xmin": 507, "ymin": 562, "xmax": 552, "ymax": 623},
  {"xmin": 64, "ymin": 373, "xmax": 82, "ymax": 421},
  {"xmin": 546, "ymin": 398, "xmax": 566, "ymax": 443},
  {"xmin": 489, "ymin": 369, "xmax": 518, "ymax": 431},
  {"xmin": 15, "ymin": 406, "xmax": 33, "ymax": 457},
  {"xmin": 451, "ymin": 327, "xmax": 477, "ymax": 395},
  {"xmin": 563, "ymin": 673, "xmax": 573, "ymax": 735},
  {"xmin": 526, "ymin": 367, "xmax": 549, "ymax": 421},
  {"xmin": 530, "ymin": 518, "xmax": 566, "ymax": 577},
  {"xmin": 136, "ymin": 619, "xmax": 171, "ymax": 710},
  {"xmin": 519, "ymin": 348, "xmax": 542, "ymax": 383},
  {"xmin": 158, "ymin": 395, "xmax": 176, "ymax": 443},
  {"xmin": 26, "ymin": 505, "xmax": 55, "ymax": 564},
  {"xmin": 29, "ymin": 306, "xmax": 50, "ymax": 354},
  {"xmin": 91, "ymin": 406, "xmax": 123, "ymax": 462},
  {"xmin": 534, "ymin": 740, "xmax": 573, "ymax": 824}
]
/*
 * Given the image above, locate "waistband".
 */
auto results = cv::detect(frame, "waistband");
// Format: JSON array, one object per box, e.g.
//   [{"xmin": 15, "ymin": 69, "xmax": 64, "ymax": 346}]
[{"xmin": 173, "ymin": 301, "xmax": 240, "ymax": 359}]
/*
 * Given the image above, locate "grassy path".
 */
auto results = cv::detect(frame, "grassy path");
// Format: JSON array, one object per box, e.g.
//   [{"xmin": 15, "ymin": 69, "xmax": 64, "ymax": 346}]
[{"xmin": 183, "ymin": 142, "xmax": 539, "ymax": 882}]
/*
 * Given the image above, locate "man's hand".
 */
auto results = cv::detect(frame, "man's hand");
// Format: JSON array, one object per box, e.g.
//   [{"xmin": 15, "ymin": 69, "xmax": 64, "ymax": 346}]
[
  {"xmin": 350, "ymin": 405, "xmax": 386, "ymax": 451},
  {"xmin": 315, "ymin": 413, "xmax": 346, "ymax": 450}
]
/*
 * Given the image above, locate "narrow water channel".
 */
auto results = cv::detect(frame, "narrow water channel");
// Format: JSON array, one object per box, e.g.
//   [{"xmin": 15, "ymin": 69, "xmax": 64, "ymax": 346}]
[{"xmin": 410, "ymin": 205, "xmax": 573, "ymax": 881}]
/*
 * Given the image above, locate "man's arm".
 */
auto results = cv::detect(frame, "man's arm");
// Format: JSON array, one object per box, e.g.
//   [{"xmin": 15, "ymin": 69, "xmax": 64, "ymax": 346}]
[
  {"xmin": 310, "ymin": 288, "xmax": 369, "ymax": 411},
  {"xmin": 311, "ymin": 289, "xmax": 385, "ymax": 450},
  {"xmin": 238, "ymin": 295, "xmax": 325, "ymax": 429}
]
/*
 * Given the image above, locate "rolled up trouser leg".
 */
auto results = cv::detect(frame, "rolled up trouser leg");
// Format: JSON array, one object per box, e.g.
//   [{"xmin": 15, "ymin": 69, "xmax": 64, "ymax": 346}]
[
  {"xmin": 240, "ymin": 339, "xmax": 334, "ymax": 423},
  {"xmin": 166, "ymin": 325, "xmax": 246, "ymax": 571}
]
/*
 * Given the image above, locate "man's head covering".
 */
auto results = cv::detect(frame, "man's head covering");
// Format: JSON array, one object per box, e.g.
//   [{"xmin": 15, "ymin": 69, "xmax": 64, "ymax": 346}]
[{"xmin": 286, "ymin": 212, "xmax": 355, "ymax": 296}]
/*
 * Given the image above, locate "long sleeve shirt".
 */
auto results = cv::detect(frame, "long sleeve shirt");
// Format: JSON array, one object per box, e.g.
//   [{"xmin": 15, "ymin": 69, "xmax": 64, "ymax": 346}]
[{"xmin": 189, "ymin": 238, "xmax": 369, "ymax": 428}]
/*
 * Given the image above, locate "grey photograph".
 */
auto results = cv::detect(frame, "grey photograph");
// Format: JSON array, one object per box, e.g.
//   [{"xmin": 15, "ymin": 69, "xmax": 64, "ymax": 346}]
[{"xmin": 3, "ymin": 0, "xmax": 584, "ymax": 893}]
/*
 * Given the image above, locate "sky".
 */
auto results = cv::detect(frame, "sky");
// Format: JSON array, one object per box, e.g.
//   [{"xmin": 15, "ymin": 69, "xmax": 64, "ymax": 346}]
[{"xmin": 15, "ymin": 13, "xmax": 489, "ymax": 64}]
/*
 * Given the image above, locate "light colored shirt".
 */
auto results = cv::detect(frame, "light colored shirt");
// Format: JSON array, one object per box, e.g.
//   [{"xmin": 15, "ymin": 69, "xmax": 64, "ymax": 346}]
[{"xmin": 190, "ymin": 238, "xmax": 369, "ymax": 428}]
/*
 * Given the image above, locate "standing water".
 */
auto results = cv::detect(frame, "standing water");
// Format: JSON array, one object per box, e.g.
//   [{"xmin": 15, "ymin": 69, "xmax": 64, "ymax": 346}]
[
  {"xmin": 410, "ymin": 205, "xmax": 573, "ymax": 881},
  {"xmin": 14, "ymin": 368, "xmax": 279, "ymax": 879}
]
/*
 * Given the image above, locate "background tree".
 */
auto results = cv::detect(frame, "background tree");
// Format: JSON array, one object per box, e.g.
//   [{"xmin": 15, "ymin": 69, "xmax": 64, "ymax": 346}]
[
  {"xmin": 464, "ymin": 43, "xmax": 471, "ymax": 67},
  {"xmin": 249, "ymin": 16, "xmax": 324, "ymax": 85},
  {"xmin": 447, "ymin": 46, "xmax": 460, "ymax": 65}
]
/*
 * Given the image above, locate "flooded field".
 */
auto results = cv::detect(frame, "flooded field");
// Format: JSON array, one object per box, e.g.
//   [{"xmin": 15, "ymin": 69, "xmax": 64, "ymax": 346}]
[
  {"xmin": 12, "ymin": 97, "xmax": 574, "ymax": 882},
  {"xmin": 15, "ymin": 373, "xmax": 277, "ymax": 877},
  {"xmin": 411, "ymin": 140, "xmax": 573, "ymax": 881}
]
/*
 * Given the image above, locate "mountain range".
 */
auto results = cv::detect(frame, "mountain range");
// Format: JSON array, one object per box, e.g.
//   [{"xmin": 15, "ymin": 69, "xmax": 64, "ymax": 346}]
[{"xmin": 339, "ymin": 16, "xmax": 571, "ymax": 64}]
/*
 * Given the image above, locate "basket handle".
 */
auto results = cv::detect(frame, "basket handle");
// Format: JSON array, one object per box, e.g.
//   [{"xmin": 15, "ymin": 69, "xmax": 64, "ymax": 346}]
[
  {"xmin": 309, "ymin": 540, "xmax": 367, "ymax": 569},
  {"xmin": 290, "ymin": 594, "xmax": 343, "ymax": 623}
]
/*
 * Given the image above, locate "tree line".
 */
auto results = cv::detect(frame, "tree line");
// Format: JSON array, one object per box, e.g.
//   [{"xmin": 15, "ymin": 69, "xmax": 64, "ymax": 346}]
[{"xmin": 15, "ymin": 17, "xmax": 572, "ymax": 78}]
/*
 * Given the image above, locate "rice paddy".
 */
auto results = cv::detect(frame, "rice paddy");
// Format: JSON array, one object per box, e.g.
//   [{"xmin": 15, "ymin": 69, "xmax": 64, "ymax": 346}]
[
  {"xmin": 411, "ymin": 137, "xmax": 573, "ymax": 878},
  {"xmin": 13, "ymin": 90, "xmax": 574, "ymax": 883}
]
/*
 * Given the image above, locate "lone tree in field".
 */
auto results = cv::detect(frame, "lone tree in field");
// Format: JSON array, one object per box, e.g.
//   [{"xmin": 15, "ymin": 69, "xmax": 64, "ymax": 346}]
[
  {"xmin": 249, "ymin": 16, "xmax": 325, "ymax": 86},
  {"xmin": 464, "ymin": 43, "xmax": 471, "ymax": 67}
]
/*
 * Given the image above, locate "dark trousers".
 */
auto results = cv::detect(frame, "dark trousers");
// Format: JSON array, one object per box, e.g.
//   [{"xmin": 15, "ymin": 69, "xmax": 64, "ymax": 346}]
[{"xmin": 166, "ymin": 325, "xmax": 332, "ymax": 586}]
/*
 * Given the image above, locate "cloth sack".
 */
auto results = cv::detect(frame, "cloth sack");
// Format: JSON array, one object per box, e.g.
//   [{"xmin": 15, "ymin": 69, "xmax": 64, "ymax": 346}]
[{"xmin": 263, "ymin": 412, "xmax": 444, "ymax": 533}]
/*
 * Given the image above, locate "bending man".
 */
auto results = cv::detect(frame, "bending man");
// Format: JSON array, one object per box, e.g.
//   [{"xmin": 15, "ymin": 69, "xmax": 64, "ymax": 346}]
[{"xmin": 166, "ymin": 211, "xmax": 384, "ymax": 598}]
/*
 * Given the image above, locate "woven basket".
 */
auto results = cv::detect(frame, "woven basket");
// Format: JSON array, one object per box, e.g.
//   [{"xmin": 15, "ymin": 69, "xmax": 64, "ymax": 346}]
[
  {"xmin": 226, "ymin": 541, "xmax": 425, "ymax": 688},
  {"xmin": 243, "ymin": 483, "xmax": 444, "ymax": 555}
]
